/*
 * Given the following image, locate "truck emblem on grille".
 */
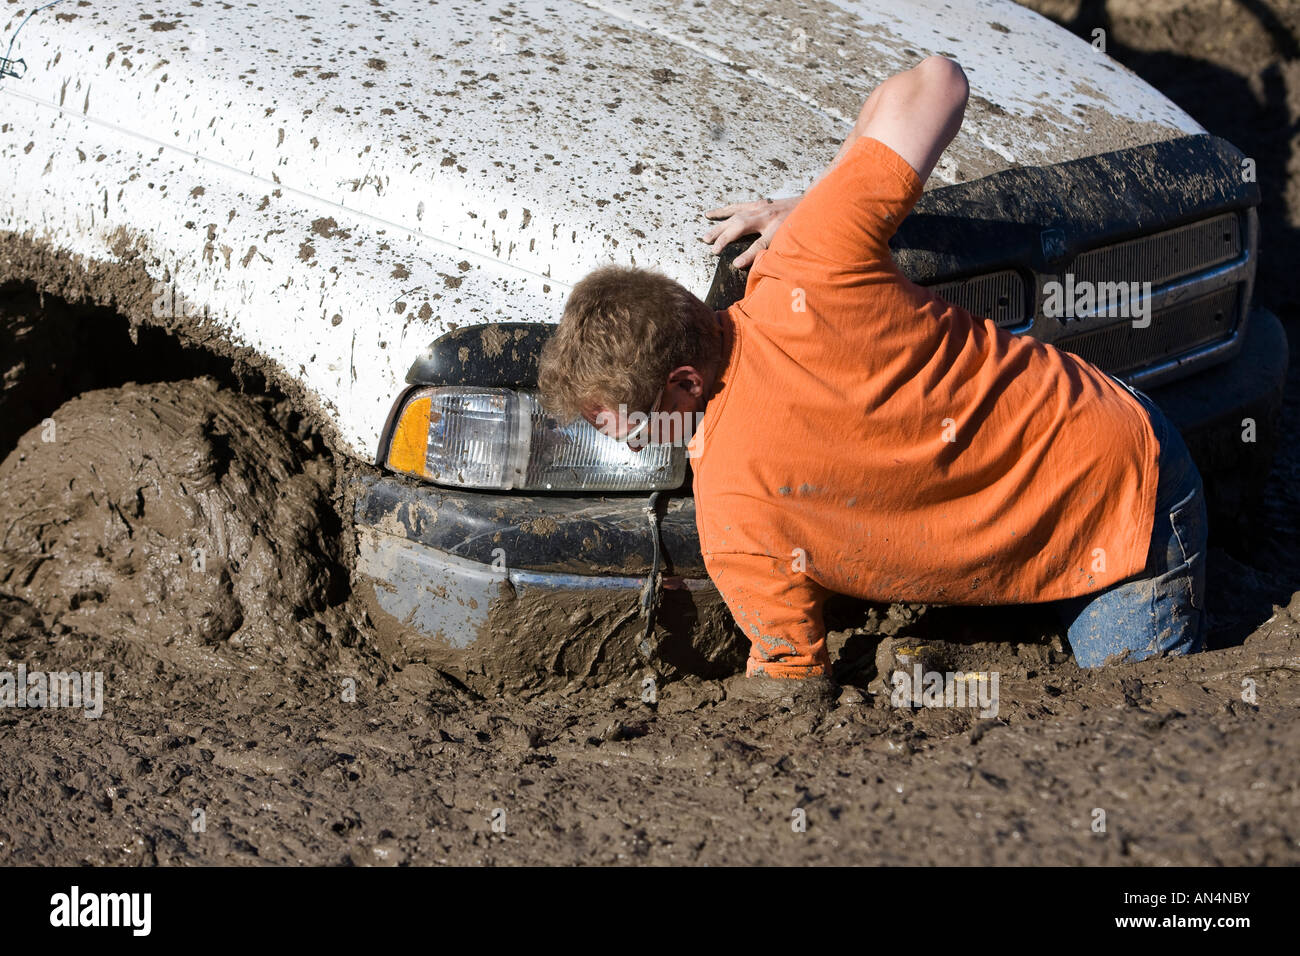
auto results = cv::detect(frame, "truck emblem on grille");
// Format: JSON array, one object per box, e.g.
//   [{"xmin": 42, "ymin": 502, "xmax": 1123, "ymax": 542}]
[{"xmin": 1039, "ymin": 227, "xmax": 1068, "ymax": 265}]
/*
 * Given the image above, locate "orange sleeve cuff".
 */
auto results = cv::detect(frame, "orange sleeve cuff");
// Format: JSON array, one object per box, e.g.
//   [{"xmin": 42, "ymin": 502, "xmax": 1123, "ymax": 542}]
[{"xmin": 705, "ymin": 551, "xmax": 831, "ymax": 679}]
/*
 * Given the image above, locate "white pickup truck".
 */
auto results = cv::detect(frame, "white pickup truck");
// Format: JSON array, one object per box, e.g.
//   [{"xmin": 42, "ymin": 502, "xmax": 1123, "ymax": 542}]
[{"xmin": 0, "ymin": 0, "xmax": 1284, "ymax": 692}]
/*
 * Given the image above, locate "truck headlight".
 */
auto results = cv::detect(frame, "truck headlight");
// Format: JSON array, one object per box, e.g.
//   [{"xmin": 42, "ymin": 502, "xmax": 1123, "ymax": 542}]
[{"xmin": 383, "ymin": 386, "xmax": 686, "ymax": 491}]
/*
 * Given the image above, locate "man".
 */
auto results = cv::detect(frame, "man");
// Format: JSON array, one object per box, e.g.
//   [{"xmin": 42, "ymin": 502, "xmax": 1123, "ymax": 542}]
[{"xmin": 538, "ymin": 56, "xmax": 1208, "ymax": 690}]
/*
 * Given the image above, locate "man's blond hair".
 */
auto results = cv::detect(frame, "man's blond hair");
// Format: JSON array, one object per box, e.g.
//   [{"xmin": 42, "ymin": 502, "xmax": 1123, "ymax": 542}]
[{"xmin": 538, "ymin": 265, "xmax": 717, "ymax": 424}]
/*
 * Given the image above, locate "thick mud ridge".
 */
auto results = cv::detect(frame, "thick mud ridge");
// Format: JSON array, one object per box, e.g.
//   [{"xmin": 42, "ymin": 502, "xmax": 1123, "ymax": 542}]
[{"xmin": 0, "ymin": 0, "xmax": 1299, "ymax": 865}]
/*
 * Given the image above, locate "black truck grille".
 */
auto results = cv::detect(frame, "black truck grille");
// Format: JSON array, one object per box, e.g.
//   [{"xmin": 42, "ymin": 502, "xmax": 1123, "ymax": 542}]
[{"xmin": 921, "ymin": 210, "xmax": 1252, "ymax": 385}]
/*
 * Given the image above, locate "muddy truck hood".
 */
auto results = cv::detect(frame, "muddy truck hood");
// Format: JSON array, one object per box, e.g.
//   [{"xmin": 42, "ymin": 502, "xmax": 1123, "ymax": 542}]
[{"xmin": 0, "ymin": 0, "xmax": 1202, "ymax": 459}]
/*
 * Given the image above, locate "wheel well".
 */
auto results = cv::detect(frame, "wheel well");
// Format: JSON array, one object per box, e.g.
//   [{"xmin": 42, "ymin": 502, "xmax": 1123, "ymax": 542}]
[{"xmin": 0, "ymin": 278, "xmax": 331, "ymax": 463}]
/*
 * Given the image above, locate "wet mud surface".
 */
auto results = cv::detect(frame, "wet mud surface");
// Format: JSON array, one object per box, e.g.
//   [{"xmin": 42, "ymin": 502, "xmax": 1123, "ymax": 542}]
[
  {"xmin": 0, "ymin": 380, "xmax": 354, "ymax": 672},
  {"xmin": 432, "ymin": 584, "xmax": 746, "ymax": 697},
  {"xmin": 1, "ymin": 0, "xmax": 1299, "ymax": 864}
]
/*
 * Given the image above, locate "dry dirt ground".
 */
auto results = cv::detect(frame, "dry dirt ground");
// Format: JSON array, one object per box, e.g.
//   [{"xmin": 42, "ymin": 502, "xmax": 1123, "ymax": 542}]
[{"xmin": 1, "ymin": 0, "xmax": 1299, "ymax": 865}]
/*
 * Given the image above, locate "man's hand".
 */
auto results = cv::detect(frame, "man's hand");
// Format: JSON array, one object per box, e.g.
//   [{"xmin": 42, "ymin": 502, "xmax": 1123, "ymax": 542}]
[
  {"xmin": 723, "ymin": 672, "xmax": 840, "ymax": 713},
  {"xmin": 699, "ymin": 195, "xmax": 801, "ymax": 270}
]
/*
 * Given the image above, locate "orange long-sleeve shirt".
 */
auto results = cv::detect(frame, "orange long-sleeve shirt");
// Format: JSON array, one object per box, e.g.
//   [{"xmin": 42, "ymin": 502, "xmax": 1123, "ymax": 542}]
[{"xmin": 686, "ymin": 136, "xmax": 1159, "ymax": 678}]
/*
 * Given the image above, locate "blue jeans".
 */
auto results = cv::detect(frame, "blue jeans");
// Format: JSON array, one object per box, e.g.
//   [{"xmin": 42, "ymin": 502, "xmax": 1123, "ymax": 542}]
[{"xmin": 1051, "ymin": 383, "xmax": 1208, "ymax": 667}]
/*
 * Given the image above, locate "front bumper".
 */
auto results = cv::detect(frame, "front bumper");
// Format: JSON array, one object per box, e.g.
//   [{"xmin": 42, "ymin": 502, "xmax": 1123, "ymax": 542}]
[
  {"xmin": 352, "ymin": 306, "xmax": 1287, "ymax": 672},
  {"xmin": 350, "ymin": 472, "xmax": 743, "ymax": 693}
]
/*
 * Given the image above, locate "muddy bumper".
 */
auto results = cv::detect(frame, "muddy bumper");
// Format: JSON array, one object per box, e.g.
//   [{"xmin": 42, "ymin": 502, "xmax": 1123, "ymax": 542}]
[{"xmin": 349, "ymin": 478, "xmax": 744, "ymax": 692}]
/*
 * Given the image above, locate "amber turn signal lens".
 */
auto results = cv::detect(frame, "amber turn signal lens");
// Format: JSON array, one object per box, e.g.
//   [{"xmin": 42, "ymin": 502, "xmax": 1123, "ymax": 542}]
[{"xmin": 386, "ymin": 394, "xmax": 432, "ymax": 477}]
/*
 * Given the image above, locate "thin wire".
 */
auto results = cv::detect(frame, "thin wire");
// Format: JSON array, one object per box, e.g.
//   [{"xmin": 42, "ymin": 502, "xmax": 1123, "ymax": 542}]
[
  {"xmin": 2, "ymin": 0, "xmax": 66, "ymax": 80},
  {"xmin": 638, "ymin": 491, "xmax": 663, "ymax": 662}
]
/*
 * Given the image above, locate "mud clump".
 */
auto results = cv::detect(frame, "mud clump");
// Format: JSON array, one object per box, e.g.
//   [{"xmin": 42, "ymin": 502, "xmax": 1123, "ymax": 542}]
[{"xmin": 0, "ymin": 378, "xmax": 352, "ymax": 671}]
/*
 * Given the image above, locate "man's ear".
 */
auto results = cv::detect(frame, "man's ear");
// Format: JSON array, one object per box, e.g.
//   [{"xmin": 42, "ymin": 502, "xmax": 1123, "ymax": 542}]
[{"xmin": 667, "ymin": 365, "xmax": 706, "ymax": 398}]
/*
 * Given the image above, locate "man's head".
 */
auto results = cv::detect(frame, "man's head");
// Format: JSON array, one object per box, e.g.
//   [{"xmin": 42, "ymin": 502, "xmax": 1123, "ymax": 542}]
[{"xmin": 538, "ymin": 265, "xmax": 721, "ymax": 446}]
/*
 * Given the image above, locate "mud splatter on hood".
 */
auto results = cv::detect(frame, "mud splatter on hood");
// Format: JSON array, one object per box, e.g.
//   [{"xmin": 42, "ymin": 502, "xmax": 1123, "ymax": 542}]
[{"xmin": 0, "ymin": 0, "xmax": 1202, "ymax": 458}]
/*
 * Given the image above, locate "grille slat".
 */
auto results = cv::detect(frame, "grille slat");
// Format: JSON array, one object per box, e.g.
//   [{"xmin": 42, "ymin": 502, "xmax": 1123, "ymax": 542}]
[
  {"xmin": 1071, "ymin": 213, "xmax": 1241, "ymax": 289},
  {"xmin": 1056, "ymin": 285, "xmax": 1239, "ymax": 377},
  {"xmin": 928, "ymin": 269, "xmax": 1027, "ymax": 329}
]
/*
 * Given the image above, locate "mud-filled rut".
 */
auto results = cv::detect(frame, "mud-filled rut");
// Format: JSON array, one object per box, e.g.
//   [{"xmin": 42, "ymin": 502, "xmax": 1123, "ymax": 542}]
[{"xmin": 1, "ymin": 0, "xmax": 1299, "ymax": 865}]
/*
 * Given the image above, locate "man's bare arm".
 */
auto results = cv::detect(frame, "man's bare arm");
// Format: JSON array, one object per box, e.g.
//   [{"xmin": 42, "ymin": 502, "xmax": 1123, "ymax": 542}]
[
  {"xmin": 701, "ymin": 56, "xmax": 969, "ymax": 268},
  {"xmin": 819, "ymin": 55, "xmax": 969, "ymax": 188}
]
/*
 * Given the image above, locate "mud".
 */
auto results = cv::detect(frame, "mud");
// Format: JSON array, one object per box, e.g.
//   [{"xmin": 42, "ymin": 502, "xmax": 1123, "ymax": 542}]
[
  {"xmin": 357, "ymin": 550, "xmax": 747, "ymax": 695},
  {"xmin": 1, "ymin": 359, "xmax": 1295, "ymax": 864},
  {"xmin": 0, "ymin": 380, "xmax": 355, "ymax": 673},
  {"xmin": 1, "ymin": 560, "xmax": 1297, "ymax": 863},
  {"xmin": 460, "ymin": 583, "xmax": 745, "ymax": 697},
  {"xmin": 0, "ymin": 0, "xmax": 1299, "ymax": 865}
]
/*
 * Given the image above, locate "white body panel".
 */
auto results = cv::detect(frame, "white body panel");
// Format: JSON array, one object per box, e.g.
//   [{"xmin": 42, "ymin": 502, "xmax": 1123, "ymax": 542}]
[{"xmin": 0, "ymin": 0, "xmax": 1202, "ymax": 458}]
